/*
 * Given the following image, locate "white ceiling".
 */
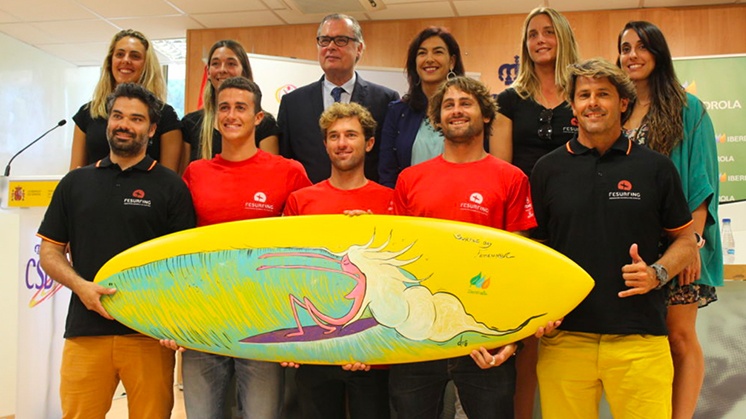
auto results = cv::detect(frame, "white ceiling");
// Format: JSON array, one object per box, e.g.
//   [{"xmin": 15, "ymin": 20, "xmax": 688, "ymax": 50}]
[{"xmin": 0, "ymin": 0, "xmax": 740, "ymax": 66}]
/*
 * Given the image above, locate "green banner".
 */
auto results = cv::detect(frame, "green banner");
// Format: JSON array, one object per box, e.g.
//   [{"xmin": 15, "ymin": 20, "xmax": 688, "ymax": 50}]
[{"xmin": 674, "ymin": 55, "xmax": 746, "ymax": 203}]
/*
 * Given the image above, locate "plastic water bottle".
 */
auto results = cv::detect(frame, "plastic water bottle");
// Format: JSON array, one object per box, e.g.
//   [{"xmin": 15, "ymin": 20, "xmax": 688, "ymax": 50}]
[{"xmin": 722, "ymin": 218, "xmax": 736, "ymax": 264}]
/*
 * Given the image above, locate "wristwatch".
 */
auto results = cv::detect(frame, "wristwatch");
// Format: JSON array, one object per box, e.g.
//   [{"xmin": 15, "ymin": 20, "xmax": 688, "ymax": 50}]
[
  {"xmin": 694, "ymin": 232, "xmax": 706, "ymax": 249},
  {"xmin": 652, "ymin": 263, "xmax": 670, "ymax": 290}
]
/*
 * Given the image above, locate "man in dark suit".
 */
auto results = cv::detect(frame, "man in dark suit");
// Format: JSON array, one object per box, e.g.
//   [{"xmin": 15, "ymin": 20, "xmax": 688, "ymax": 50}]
[{"xmin": 278, "ymin": 13, "xmax": 400, "ymax": 184}]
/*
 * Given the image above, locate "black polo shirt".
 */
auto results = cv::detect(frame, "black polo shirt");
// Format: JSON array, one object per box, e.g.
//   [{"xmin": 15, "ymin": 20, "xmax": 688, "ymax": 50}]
[
  {"xmin": 530, "ymin": 134, "xmax": 692, "ymax": 335},
  {"xmin": 38, "ymin": 156, "xmax": 196, "ymax": 338}
]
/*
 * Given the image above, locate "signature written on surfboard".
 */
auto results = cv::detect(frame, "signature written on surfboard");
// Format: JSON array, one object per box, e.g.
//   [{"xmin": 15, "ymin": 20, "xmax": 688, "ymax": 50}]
[
  {"xmin": 454, "ymin": 233, "xmax": 492, "ymax": 248},
  {"xmin": 453, "ymin": 233, "xmax": 515, "ymax": 259}
]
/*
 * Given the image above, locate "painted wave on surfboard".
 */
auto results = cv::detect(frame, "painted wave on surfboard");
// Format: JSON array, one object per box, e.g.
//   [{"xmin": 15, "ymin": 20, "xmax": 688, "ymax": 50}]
[{"xmin": 100, "ymin": 237, "xmax": 545, "ymax": 364}]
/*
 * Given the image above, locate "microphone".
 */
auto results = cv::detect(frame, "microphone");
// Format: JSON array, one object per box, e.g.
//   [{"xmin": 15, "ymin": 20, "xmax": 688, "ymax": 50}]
[{"xmin": 4, "ymin": 119, "xmax": 67, "ymax": 176}]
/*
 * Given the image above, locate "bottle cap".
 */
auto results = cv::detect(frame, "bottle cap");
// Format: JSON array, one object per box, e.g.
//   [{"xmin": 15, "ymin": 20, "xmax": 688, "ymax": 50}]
[{"xmin": 723, "ymin": 218, "xmax": 732, "ymax": 223}]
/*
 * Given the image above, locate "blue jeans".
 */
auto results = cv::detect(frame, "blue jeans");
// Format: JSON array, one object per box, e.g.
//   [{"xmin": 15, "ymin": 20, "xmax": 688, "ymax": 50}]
[
  {"xmin": 182, "ymin": 350, "xmax": 284, "ymax": 419},
  {"xmin": 389, "ymin": 355, "xmax": 515, "ymax": 419},
  {"xmin": 296, "ymin": 365, "xmax": 390, "ymax": 419}
]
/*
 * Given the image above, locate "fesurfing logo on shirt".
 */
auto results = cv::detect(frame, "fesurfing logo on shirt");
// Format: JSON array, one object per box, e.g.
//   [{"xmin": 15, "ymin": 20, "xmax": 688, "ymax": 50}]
[
  {"xmin": 608, "ymin": 180, "xmax": 641, "ymax": 200},
  {"xmin": 460, "ymin": 192, "xmax": 489, "ymax": 215},
  {"xmin": 123, "ymin": 189, "xmax": 151, "ymax": 207},
  {"xmin": 245, "ymin": 191, "xmax": 275, "ymax": 212},
  {"xmin": 563, "ymin": 118, "xmax": 579, "ymax": 134}
]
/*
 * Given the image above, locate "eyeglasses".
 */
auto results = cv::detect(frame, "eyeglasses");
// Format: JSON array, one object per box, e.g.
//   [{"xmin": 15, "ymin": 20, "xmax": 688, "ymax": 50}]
[
  {"xmin": 316, "ymin": 35, "xmax": 358, "ymax": 47},
  {"xmin": 538, "ymin": 108, "xmax": 553, "ymax": 141}
]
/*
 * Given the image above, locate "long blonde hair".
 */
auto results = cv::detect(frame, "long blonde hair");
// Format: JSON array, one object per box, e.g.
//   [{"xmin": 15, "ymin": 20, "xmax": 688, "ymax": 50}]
[
  {"xmin": 512, "ymin": 7, "xmax": 580, "ymax": 101},
  {"xmin": 89, "ymin": 29, "xmax": 165, "ymax": 119},
  {"xmin": 199, "ymin": 40, "xmax": 254, "ymax": 160}
]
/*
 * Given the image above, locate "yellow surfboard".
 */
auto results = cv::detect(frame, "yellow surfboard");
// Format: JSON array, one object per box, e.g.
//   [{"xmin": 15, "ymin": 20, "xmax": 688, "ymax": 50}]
[{"xmin": 95, "ymin": 214, "xmax": 593, "ymax": 365}]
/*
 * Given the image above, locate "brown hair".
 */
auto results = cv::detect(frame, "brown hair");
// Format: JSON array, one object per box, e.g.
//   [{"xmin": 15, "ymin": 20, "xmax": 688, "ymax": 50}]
[
  {"xmin": 319, "ymin": 102, "xmax": 377, "ymax": 140},
  {"xmin": 565, "ymin": 58, "xmax": 637, "ymax": 122},
  {"xmin": 200, "ymin": 40, "xmax": 254, "ymax": 159},
  {"xmin": 428, "ymin": 77, "xmax": 498, "ymax": 136}
]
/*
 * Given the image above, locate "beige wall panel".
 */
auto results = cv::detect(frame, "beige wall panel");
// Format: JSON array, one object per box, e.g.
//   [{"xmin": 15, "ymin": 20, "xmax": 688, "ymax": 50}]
[{"xmin": 185, "ymin": 5, "xmax": 746, "ymax": 112}]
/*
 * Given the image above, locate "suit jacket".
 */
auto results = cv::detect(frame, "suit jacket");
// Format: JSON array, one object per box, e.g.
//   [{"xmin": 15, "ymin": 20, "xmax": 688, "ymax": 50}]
[
  {"xmin": 278, "ymin": 73, "xmax": 400, "ymax": 184},
  {"xmin": 378, "ymin": 100, "xmax": 427, "ymax": 188}
]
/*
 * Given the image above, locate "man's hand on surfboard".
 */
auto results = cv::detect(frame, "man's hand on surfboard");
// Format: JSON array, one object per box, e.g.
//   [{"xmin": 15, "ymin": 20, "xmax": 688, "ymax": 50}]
[
  {"xmin": 470, "ymin": 344, "xmax": 519, "ymax": 369},
  {"xmin": 76, "ymin": 281, "xmax": 116, "ymax": 320},
  {"xmin": 343, "ymin": 209, "xmax": 373, "ymax": 216},
  {"xmin": 279, "ymin": 361, "xmax": 370, "ymax": 371},
  {"xmin": 159, "ymin": 339, "xmax": 185, "ymax": 352},
  {"xmin": 342, "ymin": 362, "xmax": 371, "ymax": 372},
  {"xmin": 534, "ymin": 319, "xmax": 562, "ymax": 338},
  {"xmin": 281, "ymin": 361, "xmax": 301, "ymax": 368}
]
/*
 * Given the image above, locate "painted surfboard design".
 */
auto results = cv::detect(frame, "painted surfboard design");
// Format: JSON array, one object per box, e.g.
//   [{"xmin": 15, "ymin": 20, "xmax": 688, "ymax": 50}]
[{"xmin": 95, "ymin": 215, "xmax": 593, "ymax": 365}]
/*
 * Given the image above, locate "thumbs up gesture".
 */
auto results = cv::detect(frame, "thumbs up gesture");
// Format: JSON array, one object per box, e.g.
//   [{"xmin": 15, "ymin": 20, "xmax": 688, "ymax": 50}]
[{"xmin": 619, "ymin": 243, "xmax": 658, "ymax": 298}]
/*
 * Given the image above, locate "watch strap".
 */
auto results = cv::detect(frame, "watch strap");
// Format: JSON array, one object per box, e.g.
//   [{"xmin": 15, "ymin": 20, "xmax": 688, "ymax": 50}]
[{"xmin": 652, "ymin": 263, "xmax": 669, "ymax": 290}]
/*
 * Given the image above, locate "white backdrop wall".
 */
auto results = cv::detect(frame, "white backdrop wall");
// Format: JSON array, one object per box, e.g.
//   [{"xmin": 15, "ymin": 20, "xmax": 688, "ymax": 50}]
[
  {"xmin": 0, "ymin": 211, "xmax": 20, "ymax": 417},
  {"xmin": 0, "ymin": 32, "xmax": 98, "ymax": 417},
  {"xmin": 0, "ymin": 33, "xmax": 99, "ymax": 177}
]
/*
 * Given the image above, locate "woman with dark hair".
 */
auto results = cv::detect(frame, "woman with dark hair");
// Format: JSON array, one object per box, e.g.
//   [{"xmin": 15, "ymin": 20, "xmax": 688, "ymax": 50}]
[
  {"xmin": 180, "ymin": 39, "xmax": 279, "ymax": 172},
  {"xmin": 489, "ymin": 7, "xmax": 580, "ymax": 177},
  {"xmin": 618, "ymin": 20, "xmax": 722, "ymax": 419},
  {"xmin": 71, "ymin": 29, "xmax": 182, "ymax": 172},
  {"xmin": 378, "ymin": 26, "xmax": 465, "ymax": 187}
]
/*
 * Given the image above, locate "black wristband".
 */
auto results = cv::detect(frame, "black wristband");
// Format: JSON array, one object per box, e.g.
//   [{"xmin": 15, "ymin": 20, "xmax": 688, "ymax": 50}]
[{"xmin": 512, "ymin": 340, "xmax": 525, "ymax": 356}]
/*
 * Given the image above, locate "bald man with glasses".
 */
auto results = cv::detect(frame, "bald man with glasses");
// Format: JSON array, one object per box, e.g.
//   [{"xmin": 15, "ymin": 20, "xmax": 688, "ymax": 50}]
[{"xmin": 278, "ymin": 13, "xmax": 399, "ymax": 184}]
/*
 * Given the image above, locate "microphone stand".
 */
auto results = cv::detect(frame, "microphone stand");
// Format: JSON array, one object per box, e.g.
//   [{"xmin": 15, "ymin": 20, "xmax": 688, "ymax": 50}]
[{"xmin": 4, "ymin": 119, "xmax": 67, "ymax": 177}]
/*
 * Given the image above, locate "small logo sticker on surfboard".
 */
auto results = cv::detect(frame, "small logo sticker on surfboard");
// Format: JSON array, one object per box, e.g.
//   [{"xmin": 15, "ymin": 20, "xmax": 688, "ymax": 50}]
[{"xmin": 468, "ymin": 272, "xmax": 490, "ymax": 295}]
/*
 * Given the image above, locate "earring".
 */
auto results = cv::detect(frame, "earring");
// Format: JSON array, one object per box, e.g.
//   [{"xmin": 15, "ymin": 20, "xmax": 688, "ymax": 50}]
[{"xmin": 447, "ymin": 68, "xmax": 457, "ymax": 80}]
